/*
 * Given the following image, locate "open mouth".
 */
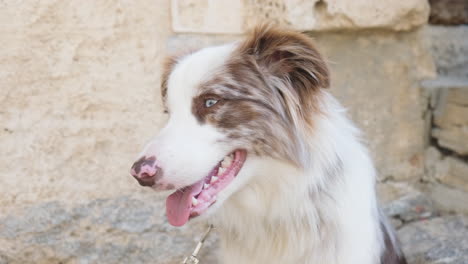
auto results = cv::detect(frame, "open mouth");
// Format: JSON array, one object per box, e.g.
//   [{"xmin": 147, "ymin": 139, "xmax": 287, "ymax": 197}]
[{"xmin": 166, "ymin": 149, "xmax": 247, "ymax": 226}]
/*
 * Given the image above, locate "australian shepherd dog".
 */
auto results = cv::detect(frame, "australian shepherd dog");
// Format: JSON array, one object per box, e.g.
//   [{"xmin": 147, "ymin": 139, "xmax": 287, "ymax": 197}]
[{"xmin": 130, "ymin": 25, "xmax": 406, "ymax": 264}]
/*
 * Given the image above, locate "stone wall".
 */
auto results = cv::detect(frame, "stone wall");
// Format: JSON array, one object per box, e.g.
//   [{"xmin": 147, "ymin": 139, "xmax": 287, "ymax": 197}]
[
  {"xmin": 0, "ymin": 0, "xmax": 467, "ymax": 263},
  {"xmin": 402, "ymin": 3, "xmax": 468, "ymax": 262},
  {"xmin": 421, "ymin": 24, "xmax": 468, "ymax": 217}
]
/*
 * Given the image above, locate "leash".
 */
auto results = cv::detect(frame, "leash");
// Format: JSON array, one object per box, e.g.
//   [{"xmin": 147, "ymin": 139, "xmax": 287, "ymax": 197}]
[{"xmin": 181, "ymin": 224, "xmax": 214, "ymax": 264}]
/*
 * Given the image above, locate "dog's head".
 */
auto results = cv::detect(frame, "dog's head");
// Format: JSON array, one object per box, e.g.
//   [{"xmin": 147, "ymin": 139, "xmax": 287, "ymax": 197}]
[{"xmin": 130, "ymin": 25, "xmax": 329, "ymax": 226}]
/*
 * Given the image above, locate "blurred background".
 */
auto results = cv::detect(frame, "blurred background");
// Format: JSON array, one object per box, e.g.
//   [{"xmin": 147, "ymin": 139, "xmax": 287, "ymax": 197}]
[{"xmin": 0, "ymin": 0, "xmax": 467, "ymax": 263}]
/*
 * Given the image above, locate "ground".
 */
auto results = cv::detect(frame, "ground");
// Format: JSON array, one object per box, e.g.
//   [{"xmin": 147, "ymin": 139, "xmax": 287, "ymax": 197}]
[{"xmin": 0, "ymin": 192, "xmax": 466, "ymax": 264}]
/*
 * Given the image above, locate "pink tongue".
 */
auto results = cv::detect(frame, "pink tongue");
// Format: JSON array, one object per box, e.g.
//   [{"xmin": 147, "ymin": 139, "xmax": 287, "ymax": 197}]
[{"xmin": 166, "ymin": 179, "xmax": 204, "ymax": 226}]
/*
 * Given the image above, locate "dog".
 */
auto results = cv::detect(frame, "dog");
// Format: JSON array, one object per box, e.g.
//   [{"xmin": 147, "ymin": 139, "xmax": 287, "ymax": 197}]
[{"xmin": 130, "ymin": 25, "xmax": 407, "ymax": 264}]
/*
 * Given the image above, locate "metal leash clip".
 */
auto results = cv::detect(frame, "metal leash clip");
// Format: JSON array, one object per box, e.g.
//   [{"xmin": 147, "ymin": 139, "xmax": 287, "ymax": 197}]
[{"xmin": 182, "ymin": 225, "xmax": 214, "ymax": 264}]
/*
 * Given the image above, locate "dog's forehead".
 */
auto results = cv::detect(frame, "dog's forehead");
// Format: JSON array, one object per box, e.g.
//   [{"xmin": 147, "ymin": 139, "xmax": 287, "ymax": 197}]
[{"xmin": 166, "ymin": 43, "xmax": 237, "ymax": 110}]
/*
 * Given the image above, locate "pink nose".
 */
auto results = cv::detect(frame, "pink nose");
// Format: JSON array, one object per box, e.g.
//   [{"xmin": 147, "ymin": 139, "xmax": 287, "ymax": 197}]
[{"xmin": 130, "ymin": 156, "xmax": 160, "ymax": 187}]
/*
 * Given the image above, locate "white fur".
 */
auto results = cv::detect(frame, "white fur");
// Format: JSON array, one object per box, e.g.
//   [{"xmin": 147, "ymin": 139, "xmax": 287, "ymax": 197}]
[
  {"xmin": 213, "ymin": 94, "xmax": 383, "ymax": 264},
  {"xmin": 140, "ymin": 44, "xmax": 386, "ymax": 263},
  {"xmin": 139, "ymin": 44, "xmax": 237, "ymax": 188}
]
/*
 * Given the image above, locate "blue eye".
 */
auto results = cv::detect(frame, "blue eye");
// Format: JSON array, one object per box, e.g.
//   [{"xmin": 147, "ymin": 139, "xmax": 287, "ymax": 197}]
[{"xmin": 204, "ymin": 99, "xmax": 218, "ymax": 108}]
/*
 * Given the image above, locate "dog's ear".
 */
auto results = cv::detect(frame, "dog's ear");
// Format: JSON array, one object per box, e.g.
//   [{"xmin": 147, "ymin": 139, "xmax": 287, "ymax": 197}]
[
  {"xmin": 238, "ymin": 25, "xmax": 330, "ymax": 91},
  {"xmin": 160, "ymin": 55, "xmax": 178, "ymax": 103}
]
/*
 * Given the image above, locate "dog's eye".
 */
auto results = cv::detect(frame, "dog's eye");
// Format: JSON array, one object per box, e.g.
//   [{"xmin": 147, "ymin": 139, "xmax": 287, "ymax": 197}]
[{"xmin": 204, "ymin": 99, "xmax": 218, "ymax": 108}]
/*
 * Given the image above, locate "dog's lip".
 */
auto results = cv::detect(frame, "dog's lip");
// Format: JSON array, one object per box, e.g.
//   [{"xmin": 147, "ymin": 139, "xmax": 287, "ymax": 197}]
[
  {"xmin": 135, "ymin": 176, "xmax": 156, "ymax": 187},
  {"xmin": 190, "ymin": 150, "xmax": 246, "ymax": 215},
  {"xmin": 165, "ymin": 149, "xmax": 247, "ymax": 226},
  {"xmin": 189, "ymin": 149, "xmax": 247, "ymax": 217}
]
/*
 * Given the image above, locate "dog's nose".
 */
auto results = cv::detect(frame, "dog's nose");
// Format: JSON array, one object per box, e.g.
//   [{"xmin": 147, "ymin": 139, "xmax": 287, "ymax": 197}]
[{"xmin": 130, "ymin": 156, "xmax": 160, "ymax": 186}]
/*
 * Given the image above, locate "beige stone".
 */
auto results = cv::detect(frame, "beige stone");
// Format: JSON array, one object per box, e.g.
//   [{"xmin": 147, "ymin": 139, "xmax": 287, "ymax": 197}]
[
  {"xmin": 433, "ymin": 127, "xmax": 468, "ymax": 155},
  {"xmin": 425, "ymin": 147, "xmax": 468, "ymax": 192},
  {"xmin": 432, "ymin": 87, "xmax": 468, "ymax": 155},
  {"xmin": 442, "ymin": 157, "xmax": 468, "ymax": 192},
  {"xmin": 377, "ymin": 181, "xmax": 420, "ymax": 204},
  {"xmin": 280, "ymin": 0, "xmax": 430, "ymax": 31},
  {"xmin": 171, "ymin": 0, "xmax": 430, "ymax": 33},
  {"xmin": 171, "ymin": 0, "xmax": 244, "ymax": 34},
  {"xmin": 314, "ymin": 30, "xmax": 435, "ymax": 181},
  {"xmin": 0, "ymin": 0, "xmax": 171, "ymax": 208},
  {"xmin": 425, "ymin": 146, "xmax": 444, "ymax": 180},
  {"xmin": 424, "ymin": 183, "xmax": 468, "ymax": 214}
]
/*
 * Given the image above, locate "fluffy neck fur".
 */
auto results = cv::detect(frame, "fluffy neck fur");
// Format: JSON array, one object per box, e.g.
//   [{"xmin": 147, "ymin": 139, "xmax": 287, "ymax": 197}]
[{"xmin": 212, "ymin": 92, "xmax": 384, "ymax": 264}]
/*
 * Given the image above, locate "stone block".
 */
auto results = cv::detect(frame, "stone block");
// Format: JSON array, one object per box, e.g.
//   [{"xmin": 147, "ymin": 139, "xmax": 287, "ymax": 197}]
[
  {"xmin": 313, "ymin": 30, "xmax": 434, "ymax": 181},
  {"xmin": 377, "ymin": 181, "xmax": 421, "ymax": 204},
  {"xmin": 378, "ymin": 181, "xmax": 435, "ymax": 228},
  {"xmin": 0, "ymin": 0, "xmax": 172, "ymax": 207},
  {"xmin": 425, "ymin": 25, "xmax": 468, "ymax": 79},
  {"xmin": 429, "ymin": 0, "xmax": 468, "ymax": 25},
  {"xmin": 432, "ymin": 87, "xmax": 468, "ymax": 155},
  {"xmin": 424, "ymin": 183, "xmax": 468, "ymax": 213},
  {"xmin": 398, "ymin": 215, "xmax": 468, "ymax": 264},
  {"xmin": 0, "ymin": 195, "xmax": 219, "ymax": 264},
  {"xmin": 426, "ymin": 147, "xmax": 468, "ymax": 193},
  {"xmin": 441, "ymin": 157, "xmax": 468, "ymax": 192},
  {"xmin": 171, "ymin": 0, "xmax": 430, "ymax": 33},
  {"xmin": 382, "ymin": 189, "xmax": 436, "ymax": 224},
  {"xmin": 171, "ymin": 0, "xmax": 244, "ymax": 34}
]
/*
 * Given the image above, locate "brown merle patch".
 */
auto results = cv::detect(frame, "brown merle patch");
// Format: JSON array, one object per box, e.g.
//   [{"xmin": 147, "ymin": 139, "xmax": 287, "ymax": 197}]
[
  {"xmin": 160, "ymin": 56, "xmax": 178, "ymax": 106},
  {"xmin": 187, "ymin": 25, "xmax": 330, "ymax": 166}
]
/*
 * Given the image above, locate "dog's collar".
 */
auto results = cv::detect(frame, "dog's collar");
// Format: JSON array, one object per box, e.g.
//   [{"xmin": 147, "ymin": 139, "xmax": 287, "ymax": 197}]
[{"xmin": 182, "ymin": 224, "xmax": 214, "ymax": 264}]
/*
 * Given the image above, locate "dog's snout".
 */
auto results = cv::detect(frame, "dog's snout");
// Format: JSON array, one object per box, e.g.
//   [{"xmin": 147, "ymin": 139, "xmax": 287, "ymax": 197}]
[{"xmin": 130, "ymin": 156, "xmax": 160, "ymax": 186}]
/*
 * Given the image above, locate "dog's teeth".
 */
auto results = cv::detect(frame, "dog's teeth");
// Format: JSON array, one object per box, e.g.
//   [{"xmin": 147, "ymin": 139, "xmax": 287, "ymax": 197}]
[
  {"xmin": 192, "ymin": 197, "xmax": 198, "ymax": 206},
  {"xmin": 221, "ymin": 156, "xmax": 233, "ymax": 168},
  {"xmin": 210, "ymin": 176, "xmax": 218, "ymax": 184},
  {"xmin": 204, "ymin": 183, "xmax": 210, "ymax": 189},
  {"xmin": 217, "ymin": 167, "xmax": 226, "ymax": 176}
]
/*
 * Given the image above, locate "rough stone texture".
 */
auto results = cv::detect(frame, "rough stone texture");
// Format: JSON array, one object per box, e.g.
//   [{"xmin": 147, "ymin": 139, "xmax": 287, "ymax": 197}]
[
  {"xmin": 422, "ymin": 25, "xmax": 468, "ymax": 217},
  {"xmin": 422, "ymin": 77, "xmax": 468, "ymax": 217},
  {"xmin": 429, "ymin": 0, "xmax": 468, "ymax": 25},
  {"xmin": 0, "ymin": 195, "xmax": 219, "ymax": 264},
  {"xmin": 0, "ymin": 0, "xmax": 171, "ymax": 208},
  {"xmin": 425, "ymin": 25, "xmax": 468, "ymax": 79},
  {"xmin": 423, "ymin": 146, "xmax": 468, "ymax": 215},
  {"xmin": 171, "ymin": 0, "xmax": 430, "ymax": 33},
  {"xmin": 313, "ymin": 30, "xmax": 434, "ymax": 181},
  {"xmin": 378, "ymin": 182, "xmax": 422, "ymax": 204},
  {"xmin": 431, "ymin": 87, "xmax": 468, "ymax": 155},
  {"xmin": 171, "ymin": 0, "xmax": 244, "ymax": 34},
  {"xmin": 388, "ymin": 197, "xmax": 435, "ymax": 228},
  {"xmin": 425, "ymin": 147, "xmax": 468, "ymax": 193},
  {"xmin": 424, "ymin": 183, "xmax": 468, "ymax": 214},
  {"xmin": 166, "ymin": 34, "xmax": 238, "ymax": 54},
  {"xmin": 399, "ymin": 215, "xmax": 468, "ymax": 264},
  {"xmin": 378, "ymin": 181, "xmax": 440, "ymax": 229}
]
